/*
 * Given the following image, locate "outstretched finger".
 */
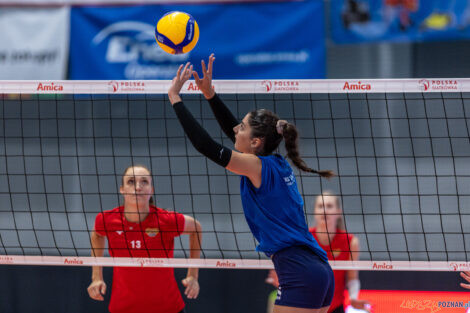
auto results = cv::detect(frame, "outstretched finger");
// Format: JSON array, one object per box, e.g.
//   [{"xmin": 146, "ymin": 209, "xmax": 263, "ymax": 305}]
[
  {"xmin": 176, "ymin": 64, "xmax": 184, "ymax": 80},
  {"xmin": 185, "ymin": 65, "xmax": 193, "ymax": 79},
  {"xmin": 201, "ymin": 59, "xmax": 207, "ymax": 76},
  {"xmin": 208, "ymin": 53, "xmax": 215, "ymax": 75},
  {"xmin": 192, "ymin": 70, "xmax": 201, "ymax": 82},
  {"xmin": 182, "ymin": 62, "xmax": 191, "ymax": 75}
]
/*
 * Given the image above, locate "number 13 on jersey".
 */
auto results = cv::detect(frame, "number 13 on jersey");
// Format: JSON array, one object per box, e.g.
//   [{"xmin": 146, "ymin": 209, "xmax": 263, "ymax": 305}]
[{"xmin": 130, "ymin": 240, "xmax": 142, "ymax": 249}]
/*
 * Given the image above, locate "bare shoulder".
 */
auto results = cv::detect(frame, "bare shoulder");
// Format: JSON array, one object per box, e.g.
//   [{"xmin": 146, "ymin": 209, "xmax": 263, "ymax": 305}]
[
  {"xmin": 350, "ymin": 236, "xmax": 360, "ymax": 249},
  {"xmin": 226, "ymin": 151, "xmax": 262, "ymax": 178}
]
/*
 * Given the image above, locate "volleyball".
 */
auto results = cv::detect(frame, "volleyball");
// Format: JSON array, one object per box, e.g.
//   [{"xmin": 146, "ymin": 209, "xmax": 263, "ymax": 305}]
[{"xmin": 155, "ymin": 11, "xmax": 199, "ymax": 55}]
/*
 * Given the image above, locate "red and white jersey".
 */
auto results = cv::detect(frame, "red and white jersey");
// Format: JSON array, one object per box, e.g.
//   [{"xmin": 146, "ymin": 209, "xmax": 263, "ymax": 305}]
[
  {"xmin": 310, "ymin": 227, "xmax": 355, "ymax": 312},
  {"xmin": 94, "ymin": 205, "xmax": 186, "ymax": 313}
]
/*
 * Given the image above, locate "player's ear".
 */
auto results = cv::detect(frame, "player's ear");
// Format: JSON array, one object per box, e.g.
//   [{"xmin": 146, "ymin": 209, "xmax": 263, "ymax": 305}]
[{"xmin": 251, "ymin": 137, "xmax": 263, "ymax": 150}]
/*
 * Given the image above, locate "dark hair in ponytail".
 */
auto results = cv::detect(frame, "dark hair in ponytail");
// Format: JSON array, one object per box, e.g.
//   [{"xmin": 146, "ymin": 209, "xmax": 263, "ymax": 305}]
[
  {"xmin": 248, "ymin": 109, "xmax": 334, "ymax": 178},
  {"xmin": 122, "ymin": 165, "xmax": 155, "ymax": 205},
  {"xmin": 281, "ymin": 123, "xmax": 334, "ymax": 178}
]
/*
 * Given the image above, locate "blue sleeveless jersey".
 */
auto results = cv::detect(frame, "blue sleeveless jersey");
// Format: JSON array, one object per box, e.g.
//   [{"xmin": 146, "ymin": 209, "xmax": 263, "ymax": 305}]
[{"xmin": 240, "ymin": 154, "xmax": 328, "ymax": 261}]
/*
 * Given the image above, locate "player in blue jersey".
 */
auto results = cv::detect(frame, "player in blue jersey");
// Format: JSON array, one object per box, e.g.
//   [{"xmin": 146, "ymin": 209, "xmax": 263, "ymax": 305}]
[{"xmin": 168, "ymin": 54, "xmax": 335, "ymax": 313}]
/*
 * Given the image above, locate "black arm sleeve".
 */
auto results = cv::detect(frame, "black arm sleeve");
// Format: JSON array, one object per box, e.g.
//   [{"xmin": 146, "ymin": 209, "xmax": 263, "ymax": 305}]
[
  {"xmin": 173, "ymin": 101, "xmax": 232, "ymax": 168},
  {"xmin": 207, "ymin": 93, "xmax": 238, "ymax": 143}
]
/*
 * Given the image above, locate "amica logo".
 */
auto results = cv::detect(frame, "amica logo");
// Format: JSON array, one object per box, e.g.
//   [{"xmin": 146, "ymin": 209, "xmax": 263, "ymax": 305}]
[{"xmin": 342, "ymin": 81, "xmax": 371, "ymax": 91}]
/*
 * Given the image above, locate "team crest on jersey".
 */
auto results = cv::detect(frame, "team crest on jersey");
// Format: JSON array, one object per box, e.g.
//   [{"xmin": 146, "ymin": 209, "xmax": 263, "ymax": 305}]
[
  {"xmin": 332, "ymin": 249, "xmax": 342, "ymax": 257},
  {"xmin": 145, "ymin": 228, "xmax": 159, "ymax": 237}
]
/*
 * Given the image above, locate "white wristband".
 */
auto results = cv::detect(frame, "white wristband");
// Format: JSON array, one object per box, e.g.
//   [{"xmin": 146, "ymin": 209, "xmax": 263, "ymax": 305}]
[{"xmin": 347, "ymin": 279, "xmax": 360, "ymax": 300}]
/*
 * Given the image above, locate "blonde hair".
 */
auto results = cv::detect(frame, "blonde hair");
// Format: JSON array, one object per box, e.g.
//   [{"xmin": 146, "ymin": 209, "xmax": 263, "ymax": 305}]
[{"xmin": 315, "ymin": 191, "xmax": 345, "ymax": 230}]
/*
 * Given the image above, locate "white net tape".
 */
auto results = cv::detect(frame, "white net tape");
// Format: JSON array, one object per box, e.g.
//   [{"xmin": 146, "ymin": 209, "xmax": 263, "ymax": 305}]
[
  {"xmin": 0, "ymin": 78, "xmax": 467, "ymax": 94},
  {"xmin": 1, "ymin": 79, "xmax": 469, "ymax": 271},
  {"xmin": 1, "ymin": 255, "xmax": 470, "ymax": 271}
]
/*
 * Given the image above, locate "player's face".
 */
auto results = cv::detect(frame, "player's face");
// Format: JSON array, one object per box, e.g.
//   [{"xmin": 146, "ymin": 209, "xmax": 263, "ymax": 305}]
[
  {"xmin": 314, "ymin": 195, "xmax": 342, "ymax": 229},
  {"xmin": 233, "ymin": 113, "xmax": 256, "ymax": 154},
  {"xmin": 120, "ymin": 167, "xmax": 153, "ymax": 207}
]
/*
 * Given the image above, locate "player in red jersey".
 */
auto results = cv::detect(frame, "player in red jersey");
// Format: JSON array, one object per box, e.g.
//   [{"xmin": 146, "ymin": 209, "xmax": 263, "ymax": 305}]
[
  {"xmin": 87, "ymin": 165, "xmax": 202, "ymax": 313},
  {"xmin": 266, "ymin": 192, "xmax": 369, "ymax": 313},
  {"xmin": 310, "ymin": 192, "xmax": 369, "ymax": 313}
]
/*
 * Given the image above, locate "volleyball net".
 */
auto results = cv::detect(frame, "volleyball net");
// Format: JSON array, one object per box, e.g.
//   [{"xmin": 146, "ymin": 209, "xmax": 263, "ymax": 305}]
[{"xmin": 0, "ymin": 79, "xmax": 469, "ymax": 271}]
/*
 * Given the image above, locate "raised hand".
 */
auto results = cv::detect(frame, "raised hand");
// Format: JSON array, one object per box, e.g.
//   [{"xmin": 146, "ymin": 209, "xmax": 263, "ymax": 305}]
[
  {"xmin": 168, "ymin": 62, "xmax": 193, "ymax": 105},
  {"xmin": 192, "ymin": 53, "xmax": 215, "ymax": 99}
]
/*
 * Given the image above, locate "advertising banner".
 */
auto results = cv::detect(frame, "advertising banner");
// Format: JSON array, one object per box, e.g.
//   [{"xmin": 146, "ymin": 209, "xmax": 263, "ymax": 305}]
[
  {"xmin": 332, "ymin": 0, "xmax": 470, "ymax": 43},
  {"xmin": 345, "ymin": 290, "xmax": 470, "ymax": 313},
  {"xmin": 0, "ymin": 7, "xmax": 70, "ymax": 79},
  {"xmin": 69, "ymin": 1, "xmax": 325, "ymax": 79}
]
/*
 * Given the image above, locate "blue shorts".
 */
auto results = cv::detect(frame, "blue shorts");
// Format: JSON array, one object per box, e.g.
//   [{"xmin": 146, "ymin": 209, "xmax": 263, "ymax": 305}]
[{"xmin": 272, "ymin": 245, "xmax": 334, "ymax": 309}]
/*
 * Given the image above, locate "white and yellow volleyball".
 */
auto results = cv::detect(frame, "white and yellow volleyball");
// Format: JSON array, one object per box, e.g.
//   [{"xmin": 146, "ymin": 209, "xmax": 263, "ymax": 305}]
[{"xmin": 155, "ymin": 11, "xmax": 199, "ymax": 55}]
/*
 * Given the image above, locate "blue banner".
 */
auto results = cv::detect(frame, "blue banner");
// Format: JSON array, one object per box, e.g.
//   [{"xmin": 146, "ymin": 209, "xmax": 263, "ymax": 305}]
[
  {"xmin": 70, "ymin": 1, "xmax": 325, "ymax": 79},
  {"xmin": 332, "ymin": 0, "xmax": 470, "ymax": 43}
]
